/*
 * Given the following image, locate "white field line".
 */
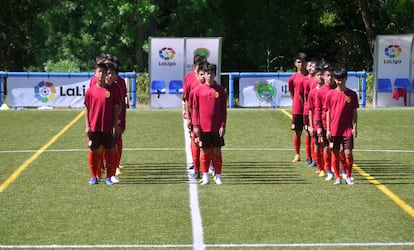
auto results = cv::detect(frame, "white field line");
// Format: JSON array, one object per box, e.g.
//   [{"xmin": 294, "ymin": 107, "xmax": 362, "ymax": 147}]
[
  {"xmin": 0, "ymin": 148, "xmax": 413, "ymax": 153},
  {"xmin": 183, "ymin": 118, "xmax": 205, "ymax": 250},
  {"xmin": 1, "ymin": 242, "xmax": 414, "ymax": 248}
]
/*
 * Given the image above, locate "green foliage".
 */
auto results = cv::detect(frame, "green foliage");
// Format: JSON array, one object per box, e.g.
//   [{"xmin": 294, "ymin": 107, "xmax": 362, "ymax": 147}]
[
  {"xmin": 1, "ymin": 0, "xmax": 414, "ymax": 72},
  {"xmin": 137, "ymin": 72, "xmax": 150, "ymax": 105}
]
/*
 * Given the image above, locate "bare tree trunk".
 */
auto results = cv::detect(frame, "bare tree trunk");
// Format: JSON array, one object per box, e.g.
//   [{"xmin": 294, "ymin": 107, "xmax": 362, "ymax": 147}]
[{"xmin": 358, "ymin": 0, "xmax": 375, "ymax": 59}]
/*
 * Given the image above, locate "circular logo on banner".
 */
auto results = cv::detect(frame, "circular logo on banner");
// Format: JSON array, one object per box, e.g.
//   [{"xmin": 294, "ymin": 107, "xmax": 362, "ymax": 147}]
[
  {"xmin": 194, "ymin": 48, "xmax": 210, "ymax": 58},
  {"xmin": 255, "ymin": 82, "xmax": 275, "ymax": 102},
  {"xmin": 34, "ymin": 81, "xmax": 56, "ymax": 103},
  {"xmin": 384, "ymin": 44, "xmax": 402, "ymax": 58},
  {"xmin": 159, "ymin": 47, "xmax": 176, "ymax": 60}
]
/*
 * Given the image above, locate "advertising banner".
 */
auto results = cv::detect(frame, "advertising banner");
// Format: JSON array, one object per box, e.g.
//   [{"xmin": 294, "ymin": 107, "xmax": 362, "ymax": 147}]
[
  {"xmin": 149, "ymin": 37, "xmax": 222, "ymax": 108},
  {"xmin": 374, "ymin": 34, "xmax": 414, "ymax": 107},
  {"xmin": 185, "ymin": 38, "xmax": 222, "ymax": 82},
  {"xmin": 8, "ymin": 77, "xmax": 90, "ymax": 108},
  {"xmin": 239, "ymin": 78, "xmax": 290, "ymax": 107}
]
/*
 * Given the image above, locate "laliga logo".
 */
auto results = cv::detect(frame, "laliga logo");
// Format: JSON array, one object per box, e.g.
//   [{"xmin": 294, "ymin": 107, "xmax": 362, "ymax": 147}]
[
  {"xmin": 34, "ymin": 81, "xmax": 56, "ymax": 103},
  {"xmin": 158, "ymin": 47, "xmax": 177, "ymax": 66},
  {"xmin": 384, "ymin": 44, "xmax": 402, "ymax": 64}
]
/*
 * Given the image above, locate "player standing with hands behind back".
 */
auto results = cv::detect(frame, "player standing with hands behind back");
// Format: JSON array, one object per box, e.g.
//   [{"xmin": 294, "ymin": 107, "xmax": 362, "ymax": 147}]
[
  {"xmin": 325, "ymin": 68, "xmax": 358, "ymax": 185},
  {"xmin": 192, "ymin": 64, "xmax": 227, "ymax": 185}
]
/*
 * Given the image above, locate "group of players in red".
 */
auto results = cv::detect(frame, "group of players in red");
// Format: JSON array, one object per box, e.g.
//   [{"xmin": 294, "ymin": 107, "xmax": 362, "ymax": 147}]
[
  {"xmin": 182, "ymin": 55, "xmax": 227, "ymax": 185},
  {"xmin": 288, "ymin": 53, "xmax": 359, "ymax": 185},
  {"xmin": 84, "ymin": 54, "xmax": 128, "ymax": 185}
]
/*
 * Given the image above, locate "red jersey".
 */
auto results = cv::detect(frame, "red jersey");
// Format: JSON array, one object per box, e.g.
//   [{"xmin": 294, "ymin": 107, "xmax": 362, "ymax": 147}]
[
  {"xmin": 84, "ymin": 83, "xmax": 121, "ymax": 133},
  {"xmin": 303, "ymin": 77, "xmax": 317, "ymax": 116},
  {"xmin": 288, "ymin": 73, "xmax": 305, "ymax": 115},
  {"xmin": 192, "ymin": 83, "xmax": 227, "ymax": 132},
  {"xmin": 325, "ymin": 88, "xmax": 359, "ymax": 137},
  {"xmin": 307, "ymin": 86, "xmax": 320, "ymax": 128},
  {"xmin": 187, "ymin": 79, "xmax": 202, "ymax": 121},
  {"xmin": 314, "ymin": 84, "xmax": 335, "ymax": 130},
  {"xmin": 115, "ymin": 76, "xmax": 128, "ymax": 130},
  {"xmin": 89, "ymin": 76, "xmax": 97, "ymax": 88},
  {"xmin": 183, "ymin": 71, "xmax": 196, "ymax": 101}
]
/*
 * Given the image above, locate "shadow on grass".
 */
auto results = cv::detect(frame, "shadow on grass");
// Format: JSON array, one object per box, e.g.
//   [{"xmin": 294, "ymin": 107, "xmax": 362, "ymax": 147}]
[
  {"xmin": 119, "ymin": 161, "xmax": 310, "ymax": 185},
  {"xmin": 355, "ymin": 159, "xmax": 414, "ymax": 185}
]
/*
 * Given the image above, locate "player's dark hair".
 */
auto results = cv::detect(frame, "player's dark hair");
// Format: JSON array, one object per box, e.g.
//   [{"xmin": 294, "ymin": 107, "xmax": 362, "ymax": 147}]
[
  {"xmin": 332, "ymin": 68, "xmax": 347, "ymax": 79},
  {"xmin": 208, "ymin": 63, "xmax": 217, "ymax": 75},
  {"xmin": 95, "ymin": 62, "xmax": 108, "ymax": 71},
  {"xmin": 197, "ymin": 62, "xmax": 209, "ymax": 73},
  {"xmin": 294, "ymin": 52, "xmax": 307, "ymax": 61},
  {"xmin": 106, "ymin": 62, "xmax": 117, "ymax": 72},
  {"xmin": 312, "ymin": 66, "xmax": 323, "ymax": 75},
  {"xmin": 194, "ymin": 54, "xmax": 207, "ymax": 65},
  {"xmin": 95, "ymin": 53, "xmax": 107, "ymax": 64}
]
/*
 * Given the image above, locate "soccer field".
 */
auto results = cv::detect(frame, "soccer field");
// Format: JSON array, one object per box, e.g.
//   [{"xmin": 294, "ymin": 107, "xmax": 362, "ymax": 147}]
[{"xmin": 0, "ymin": 108, "xmax": 413, "ymax": 249}]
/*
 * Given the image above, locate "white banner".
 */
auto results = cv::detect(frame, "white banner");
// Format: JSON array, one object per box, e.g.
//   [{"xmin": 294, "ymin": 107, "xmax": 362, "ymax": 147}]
[
  {"xmin": 185, "ymin": 38, "xmax": 222, "ymax": 82},
  {"xmin": 239, "ymin": 78, "xmax": 291, "ymax": 107},
  {"xmin": 8, "ymin": 77, "xmax": 90, "ymax": 107},
  {"xmin": 149, "ymin": 37, "xmax": 222, "ymax": 108},
  {"xmin": 374, "ymin": 34, "xmax": 414, "ymax": 107}
]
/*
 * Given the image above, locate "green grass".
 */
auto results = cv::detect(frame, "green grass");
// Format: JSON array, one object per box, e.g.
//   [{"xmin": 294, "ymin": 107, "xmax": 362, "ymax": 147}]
[{"xmin": 0, "ymin": 108, "xmax": 414, "ymax": 249}]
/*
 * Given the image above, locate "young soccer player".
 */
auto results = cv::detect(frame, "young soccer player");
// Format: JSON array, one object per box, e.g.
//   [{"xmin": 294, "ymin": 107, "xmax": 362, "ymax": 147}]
[
  {"xmin": 288, "ymin": 52, "xmax": 307, "ymax": 163},
  {"xmin": 314, "ymin": 63, "xmax": 336, "ymax": 180},
  {"xmin": 192, "ymin": 64, "xmax": 227, "ymax": 185},
  {"xmin": 186, "ymin": 62, "xmax": 208, "ymax": 179},
  {"xmin": 84, "ymin": 63, "xmax": 121, "ymax": 185},
  {"xmin": 303, "ymin": 59, "xmax": 317, "ymax": 166},
  {"xmin": 307, "ymin": 66, "xmax": 325, "ymax": 176},
  {"xmin": 325, "ymin": 68, "xmax": 358, "ymax": 185},
  {"xmin": 182, "ymin": 55, "xmax": 207, "ymax": 120}
]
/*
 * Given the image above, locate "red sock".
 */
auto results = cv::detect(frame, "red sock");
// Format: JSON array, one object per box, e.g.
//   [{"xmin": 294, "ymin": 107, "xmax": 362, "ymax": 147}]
[
  {"xmin": 305, "ymin": 134, "xmax": 312, "ymax": 160},
  {"xmin": 191, "ymin": 141, "xmax": 200, "ymax": 173},
  {"xmin": 200, "ymin": 150, "xmax": 211, "ymax": 174},
  {"xmin": 310, "ymin": 137, "xmax": 315, "ymax": 161},
  {"xmin": 117, "ymin": 138, "xmax": 123, "ymax": 167},
  {"xmin": 323, "ymin": 149, "xmax": 331, "ymax": 172},
  {"xmin": 213, "ymin": 153, "xmax": 222, "ymax": 175},
  {"xmin": 88, "ymin": 151, "xmax": 101, "ymax": 178},
  {"xmin": 345, "ymin": 155, "xmax": 354, "ymax": 178},
  {"xmin": 104, "ymin": 150, "xmax": 116, "ymax": 178},
  {"xmin": 331, "ymin": 152, "xmax": 341, "ymax": 179},
  {"xmin": 340, "ymin": 152, "xmax": 346, "ymax": 174},
  {"xmin": 314, "ymin": 148, "xmax": 323, "ymax": 171},
  {"xmin": 293, "ymin": 134, "xmax": 301, "ymax": 155}
]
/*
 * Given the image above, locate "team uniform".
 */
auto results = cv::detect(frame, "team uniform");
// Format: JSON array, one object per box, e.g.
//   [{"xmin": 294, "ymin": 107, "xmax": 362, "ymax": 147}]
[
  {"xmin": 303, "ymin": 76, "xmax": 317, "ymax": 165},
  {"xmin": 114, "ymin": 76, "xmax": 128, "ymax": 172},
  {"xmin": 288, "ymin": 72, "xmax": 306, "ymax": 161},
  {"xmin": 84, "ymin": 82, "xmax": 121, "ymax": 185},
  {"xmin": 307, "ymin": 84, "xmax": 324, "ymax": 174},
  {"xmin": 192, "ymin": 82, "xmax": 227, "ymax": 184},
  {"xmin": 325, "ymin": 88, "xmax": 358, "ymax": 184}
]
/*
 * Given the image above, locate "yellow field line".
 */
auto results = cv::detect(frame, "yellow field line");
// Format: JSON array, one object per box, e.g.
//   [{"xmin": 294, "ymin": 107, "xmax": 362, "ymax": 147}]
[
  {"xmin": 0, "ymin": 111, "xmax": 84, "ymax": 193},
  {"xmin": 280, "ymin": 108, "xmax": 414, "ymax": 218},
  {"xmin": 353, "ymin": 165, "xmax": 414, "ymax": 218}
]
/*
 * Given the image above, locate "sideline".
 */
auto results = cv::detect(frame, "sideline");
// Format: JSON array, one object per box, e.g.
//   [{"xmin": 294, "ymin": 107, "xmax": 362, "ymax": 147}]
[
  {"xmin": 280, "ymin": 108, "xmax": 414, "ymax": 219},
  {"xmin": 183, "ymin": 118, "xmax": 205, "ymax": 250},
  {"xmin": 0, "ymin": 111, "xmax": 84, "ymax": 193}
]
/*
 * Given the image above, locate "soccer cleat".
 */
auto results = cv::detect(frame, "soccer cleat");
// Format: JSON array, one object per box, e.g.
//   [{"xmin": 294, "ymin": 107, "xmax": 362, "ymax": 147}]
[
  {"xmin": 333, "ymin": 178, "xmax": 342, "ymax": 185},
  {"xmin": 118, "ymin": 163, "xmax": 124, "ymax": 169},
  {"xmin": 214, "ymin": 175, "xmax": 222, "ymax": 185},
  {"xmin": 115, "ymin": 167, "xmax": 122, "ymax": 176},
  {"xmin": 305, "ymin": 158, "xmax": 312, "ymax": 165},
  {"xmin": 342, "ymin": 171, "xmax": 347, "ymax": 180},
  {"xmin": 345, "ymin": 177, "xmax": 355, "ymax": 185},
  {"xmin": 318, "ymin": 170, "xmax": 326, "ymax": 177},
  {"xmin": 200, "ymin": 174, "xmax": 209, "ymax": 185},
  {"xmin": 190, "ymin": 170, "xmax": 200, "ymax": 179},
  {"xmin": 105, "ymin": 178, "xmax": 114, "ymax": 186},
  {"xmin": 325, "ymin": 172, "xmax": 334, "ymax": 181},
  {"xmin": 309, "ymin": 161, "xmax": 317, "ymax": 167},
  {"xmin": 89, "ymin": 178, "xmax": 99, "ymax": 185},
  {"xmin": 292, "ymin": 155, "xmax": 301, "ymax": 163},
  {"xmin": 111, "ymin": 176, "xmax": 120, "ymax": 184},
  {"xmin": 187, "ymin": 164, "xmax": 194, "ymax": 170}
]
